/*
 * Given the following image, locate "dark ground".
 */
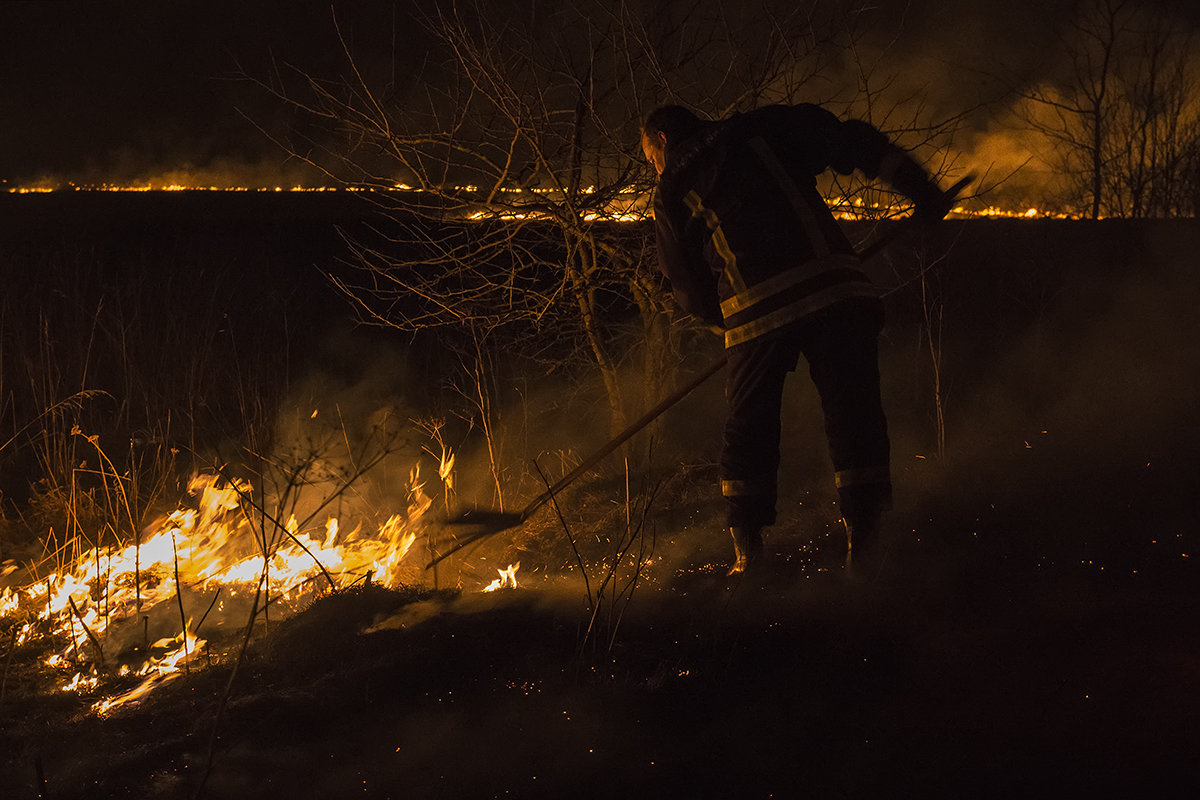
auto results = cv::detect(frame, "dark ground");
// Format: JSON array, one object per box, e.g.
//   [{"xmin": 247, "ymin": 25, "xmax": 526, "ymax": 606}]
[
  {"xmin": 3, "ymin": 479, "xmax": 1196, "ymax": 799},
  {"xmin": 1, "ymin": 199, "xmax": 1197, "ymax": 798}
]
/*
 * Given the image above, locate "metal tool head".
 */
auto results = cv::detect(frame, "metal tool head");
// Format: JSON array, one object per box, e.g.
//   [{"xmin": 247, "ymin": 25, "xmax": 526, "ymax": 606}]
[
  {"xmin": 427, "ymin": 508, "xmax": 527, "ymax": 569},
  {"xmin": 445, "ymin": 508, "xmax": 526, "ymax": 532}
]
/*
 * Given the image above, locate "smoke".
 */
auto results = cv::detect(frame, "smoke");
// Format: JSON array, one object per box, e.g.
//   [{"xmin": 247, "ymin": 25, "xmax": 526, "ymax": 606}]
[
  {"xmin": 8, "ymin": 0, "xmax": 1194, "ymax": 214},
  {"xmin": 859, "ymin": 0, "xmax": 1076, "ymax": 99},
  {"xmin": 0, "ymin": 2, "xmax": 1112, "ymax": 188},
  {"xmin": 253, "ymin": 327, "xmax": 432, "ymax": 564},
  {"xmin": 878, "ymin": 219, "xmax": 1200, "ymax": 532},
  {"xmin": 1020, "ymin": 247, "xmax": 1199, "ymax": 446},
  {"xmin": 954, "ymin": 114, "xmax": 1067, "ymax": 210}
]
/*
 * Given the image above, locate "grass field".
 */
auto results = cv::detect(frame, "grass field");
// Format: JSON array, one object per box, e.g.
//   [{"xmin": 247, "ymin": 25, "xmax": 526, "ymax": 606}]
[{"xmin": 1, "ymin": 195, "xmax": 1197, "ymax": 797}]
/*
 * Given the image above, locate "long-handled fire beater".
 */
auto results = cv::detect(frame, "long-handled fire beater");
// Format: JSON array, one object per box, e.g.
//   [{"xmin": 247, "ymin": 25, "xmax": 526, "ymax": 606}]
[{"xmin": 427, "ymin": 175, "xmax": 973, "ymax": 568}]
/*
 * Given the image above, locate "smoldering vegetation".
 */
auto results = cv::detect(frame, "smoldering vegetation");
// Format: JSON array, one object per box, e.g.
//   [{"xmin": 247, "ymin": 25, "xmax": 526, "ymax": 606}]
[{"xmin": 1, "ymin": 195, "xmax": 1197, "ymax": 798}]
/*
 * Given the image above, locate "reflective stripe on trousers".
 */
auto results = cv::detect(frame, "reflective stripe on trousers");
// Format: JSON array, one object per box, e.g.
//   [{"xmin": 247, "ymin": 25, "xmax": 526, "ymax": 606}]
[{"xmin": 721, "ymin": 302, "xmax": 890, "ymax": 530}]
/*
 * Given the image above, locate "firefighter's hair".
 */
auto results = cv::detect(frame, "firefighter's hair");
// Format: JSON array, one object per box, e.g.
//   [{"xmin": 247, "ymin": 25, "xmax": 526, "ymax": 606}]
[{"xmin": 642, "ymin": 105, "xmax": 707, "ymax": 143}]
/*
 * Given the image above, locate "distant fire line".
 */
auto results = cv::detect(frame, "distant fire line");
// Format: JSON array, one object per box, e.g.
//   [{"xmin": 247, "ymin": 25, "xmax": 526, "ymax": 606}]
[{"xmin": 3, "ymin": 184, "xmax": 1070, "ymax": 220}]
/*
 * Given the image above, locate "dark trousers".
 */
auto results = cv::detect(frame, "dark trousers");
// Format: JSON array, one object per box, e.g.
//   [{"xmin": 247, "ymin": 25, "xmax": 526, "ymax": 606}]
[{"xmin": 721, "ymin": 303, "xmax": 891, "ymax": 530}]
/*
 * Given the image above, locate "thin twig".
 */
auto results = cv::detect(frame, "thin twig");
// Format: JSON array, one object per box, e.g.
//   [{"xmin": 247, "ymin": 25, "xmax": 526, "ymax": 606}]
[
  {"xmin": 171, "ymin": 532, "xmax": 190, "ymax": 675},
  {"xmin": 532, "ymin": 459, "xmax": 592, "ymax": 610},
  {"xmin": 192, "ymin": 571, "xmax": 264, "ymax": 800},
  {"xmin": 67, "ymin": 595, "xmax": 106, "ymax": 670},
  {"xmin": 0, "ymin": 626, "xmax": 18, "ymax": 706},
  {"xmin": 194, "ymin": 587, "xmax": 223, "ymax": 638}
]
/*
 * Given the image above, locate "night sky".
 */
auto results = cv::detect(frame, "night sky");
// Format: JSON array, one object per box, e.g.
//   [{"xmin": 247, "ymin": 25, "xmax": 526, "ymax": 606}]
[
  {"xmin": 1, "ymin": 0, "xmax": 404, "ymax": 186},
  {"xmin": 2, "ymin": 0, "xmax": 1195, "ymax": 192}
]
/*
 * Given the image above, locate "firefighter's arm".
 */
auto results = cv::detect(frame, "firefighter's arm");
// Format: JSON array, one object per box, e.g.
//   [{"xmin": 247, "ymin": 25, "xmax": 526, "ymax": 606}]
[
  {"xmin": 825, "ymin": 115, "xmax": 951, "ymax": 223},
  {"xmin": 875, "ymin": 143, "xmax": 952, "ymax": 223},
  {"xmin": 653, "ymin": 194, "xmax": 723, "ymax": 327}
]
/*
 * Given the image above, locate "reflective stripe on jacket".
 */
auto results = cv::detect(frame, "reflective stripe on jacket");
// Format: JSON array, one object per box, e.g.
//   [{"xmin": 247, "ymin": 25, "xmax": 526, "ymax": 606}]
[{"xmin": 653, "ymin": 104, "xmax": 897, "ymax": 347}]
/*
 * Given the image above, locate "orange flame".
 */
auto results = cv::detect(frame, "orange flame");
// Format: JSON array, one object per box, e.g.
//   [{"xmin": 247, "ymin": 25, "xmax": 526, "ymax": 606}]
[
  {"xmin": 482, "ymin": 562, "xmax": 520, "ymax": 592},
  {"xmin": 3, "ymin": 455, "xmax": 447, "ymax": 713}
]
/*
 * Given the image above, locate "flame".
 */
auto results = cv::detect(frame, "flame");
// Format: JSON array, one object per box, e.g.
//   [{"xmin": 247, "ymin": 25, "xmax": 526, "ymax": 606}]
[
  {"xmin": 2, "ymin": 458, "xmax": 447, "ymax": 713},
  {"xmin": 92, "ymin": 671, "xmax": 179, "ymax": 716},
  {"xmin": 482, "ymin": 562, "xmax": 520, "ymax": 592},
  {"xmin": 5, "ymin": 181, "xmax": 1072, "ymax": 219},
  {"xmin": 89, "ymin": 628, "xmax": 207, "ymax": 714},
  {"xmin": 1, "ymin": 586, "xmax": 19, "ymax": 617}
]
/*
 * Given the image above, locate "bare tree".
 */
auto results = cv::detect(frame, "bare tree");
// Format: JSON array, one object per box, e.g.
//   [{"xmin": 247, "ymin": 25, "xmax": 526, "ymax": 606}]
[
  {"xmin": 1103, "ymin": 11, "xmax": 1199, "ymax": 217},
  {"xmin": 1016, "ymin": 0, "xmax": 1200, "ymax": 218},
  {"xmin": 244, "ymin": 2, "xmax": 862, "ymax": 493},
  {"xmin": 244, "ymin": 0, "xmax": 975, "ymax": 513}
]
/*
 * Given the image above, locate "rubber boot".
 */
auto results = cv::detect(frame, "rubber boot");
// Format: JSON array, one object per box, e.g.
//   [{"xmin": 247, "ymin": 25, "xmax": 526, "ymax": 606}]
[
  {"xmin": 727, "ymin": 526, "xmax": 764, "ymax": 576},
  {"xmin": 843, "ymin": 512, "xmax": 882, "ymax": 578}
]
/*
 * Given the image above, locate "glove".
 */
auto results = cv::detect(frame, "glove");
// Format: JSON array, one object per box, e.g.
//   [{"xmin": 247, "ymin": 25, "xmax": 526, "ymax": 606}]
[
  {"xmin": 913, "ymin": 182, "xmax": 954, "ymax": 225},
  {"xmin": 878, "ymin": 144, "xmax": 953, "ymax": 224},
  {"xmin": 914, "ymin": 174, "xmax": 974, "ymax": 224}
]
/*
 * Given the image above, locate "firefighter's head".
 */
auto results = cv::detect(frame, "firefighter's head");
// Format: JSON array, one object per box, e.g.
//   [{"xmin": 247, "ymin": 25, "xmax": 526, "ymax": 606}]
[
  {"xmin": 641, "ymin": 128, "xmax": 668, "ymax": 176},
  {"xmin": 641, "ymin": 105, "xmax": 706, "ymax": 176}
]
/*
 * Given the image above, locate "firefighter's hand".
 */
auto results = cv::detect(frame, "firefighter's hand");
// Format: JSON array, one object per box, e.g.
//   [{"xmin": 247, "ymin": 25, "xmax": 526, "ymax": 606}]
[
  {"xmin": 914, "ymin": 184, "xmax": 954, "ymax": 225},
  {"xmin": 915, "ymin": 174, "xmax": 974, "ymax": 225}
]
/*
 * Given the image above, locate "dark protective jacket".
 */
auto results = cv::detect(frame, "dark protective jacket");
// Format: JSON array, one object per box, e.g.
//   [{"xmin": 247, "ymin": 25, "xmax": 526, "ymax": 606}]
[{"xmin": 652, "ymin": 104, "xmax": 936, "ymax": 348}]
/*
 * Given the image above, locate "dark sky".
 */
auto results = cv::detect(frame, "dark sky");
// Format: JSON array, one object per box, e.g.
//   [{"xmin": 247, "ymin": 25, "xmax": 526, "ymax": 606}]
[
  {"xmin": 1, "ymin": 0, "xmax": 403, "ymax": 185},
  {"xmin": 1, "ymin": 0, "xmax": 1193, "ymax": 189}
]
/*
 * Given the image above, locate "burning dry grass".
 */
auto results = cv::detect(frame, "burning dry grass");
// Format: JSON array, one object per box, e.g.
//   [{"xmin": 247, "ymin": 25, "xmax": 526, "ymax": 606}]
[
  {"xmin": 0, "ymin": 466, "xmax": 429, "ymax": 712},
  {"xmin": 0, "ymin": 392, "xmax": 689, "ymax": 738}
]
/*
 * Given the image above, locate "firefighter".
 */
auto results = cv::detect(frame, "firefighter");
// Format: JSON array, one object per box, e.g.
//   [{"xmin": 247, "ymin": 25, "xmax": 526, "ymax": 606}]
[{"xmin": 641, "ymin": 104, "xmax": 952, "ymax": 576}]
